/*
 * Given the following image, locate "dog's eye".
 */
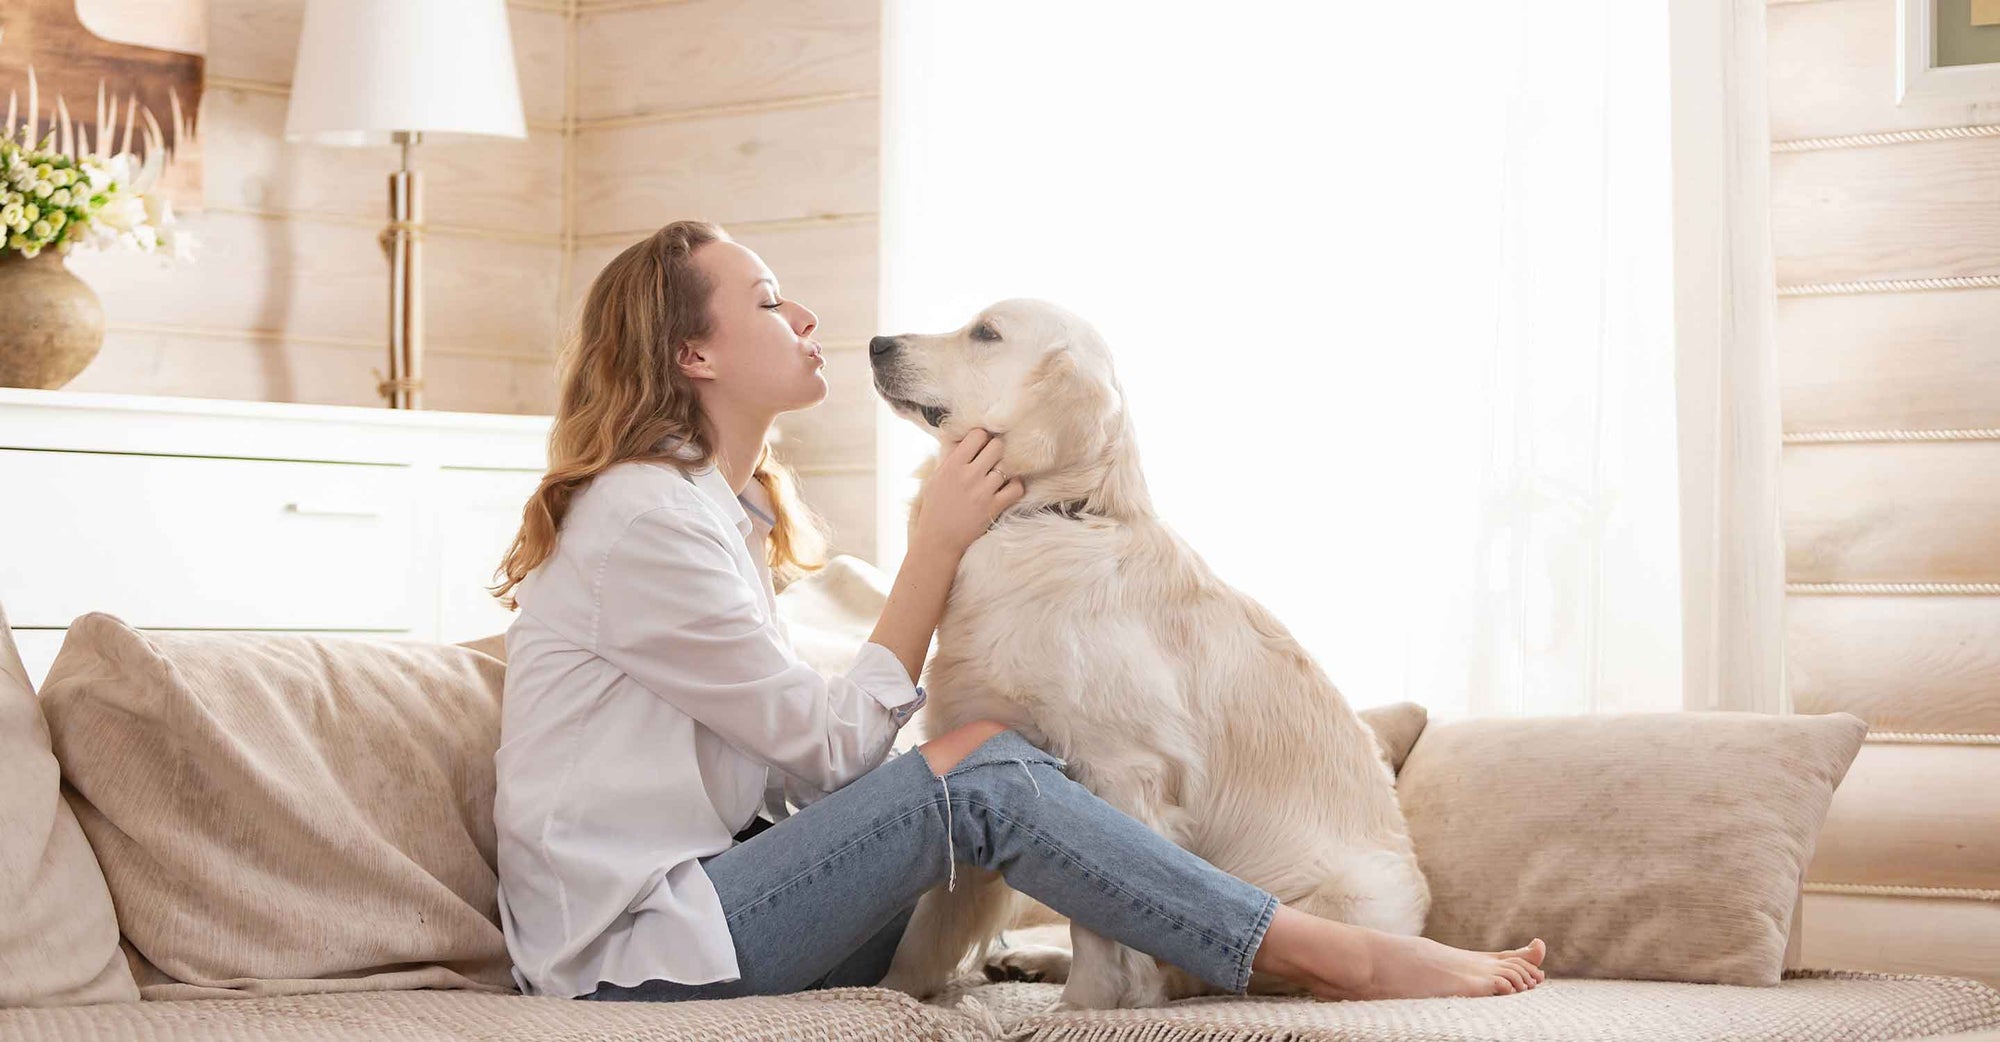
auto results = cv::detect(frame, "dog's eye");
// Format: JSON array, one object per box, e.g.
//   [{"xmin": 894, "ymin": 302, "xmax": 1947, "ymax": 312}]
[{"xmin": 971, "ymin": 323, "xmax": 1000, "ymax": 342}]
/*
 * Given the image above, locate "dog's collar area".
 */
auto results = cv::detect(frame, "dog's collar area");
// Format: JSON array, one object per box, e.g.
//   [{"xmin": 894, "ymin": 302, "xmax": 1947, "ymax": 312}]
[
  {"xmin": 1029, "ymin": 500, "xmax": 1094, "ymax": 521},
  {"xmin": 989, "ymin": 499, "xmax": 1096, "ymax": 531}
]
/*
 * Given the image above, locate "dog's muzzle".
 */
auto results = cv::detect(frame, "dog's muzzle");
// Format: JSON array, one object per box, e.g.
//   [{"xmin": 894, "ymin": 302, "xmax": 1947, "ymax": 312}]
[{"xmin": 870, "ymin": 338, "xmax": 949, "ymax": 428}]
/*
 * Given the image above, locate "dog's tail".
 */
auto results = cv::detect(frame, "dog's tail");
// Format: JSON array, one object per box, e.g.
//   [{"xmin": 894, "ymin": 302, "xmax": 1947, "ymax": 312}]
[{"xmin": 1294, "ymin": 844, "xmax": 1431, "ymax": 938}]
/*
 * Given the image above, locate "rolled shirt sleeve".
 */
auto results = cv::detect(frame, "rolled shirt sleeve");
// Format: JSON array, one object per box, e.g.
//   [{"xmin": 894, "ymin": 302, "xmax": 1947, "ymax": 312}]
[
  {"xmin": 593, "ymin": 505, "xmax": 925, "ymax": 793},
  {"xmin": 781, "ymin": 677, "xmax": 929, "ymax": 812}
]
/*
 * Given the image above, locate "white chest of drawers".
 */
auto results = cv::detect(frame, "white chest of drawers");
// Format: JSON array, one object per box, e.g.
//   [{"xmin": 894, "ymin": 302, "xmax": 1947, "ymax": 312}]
[{"xmin": 0, "ymin": 387, "xmax": 553, "ymax": 687}]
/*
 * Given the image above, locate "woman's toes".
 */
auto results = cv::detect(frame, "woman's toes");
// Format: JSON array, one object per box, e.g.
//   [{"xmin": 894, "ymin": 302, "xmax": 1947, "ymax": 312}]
[{"xmin": 1488, "ymin": 940, "xmax": 1543, "ymax": 961}]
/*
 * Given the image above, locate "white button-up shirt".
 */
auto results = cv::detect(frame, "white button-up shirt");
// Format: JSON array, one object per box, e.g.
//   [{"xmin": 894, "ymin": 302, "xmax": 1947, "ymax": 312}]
[{"xmin": 493, "ymin": 439, "xmax": 924, "ymax": 998}]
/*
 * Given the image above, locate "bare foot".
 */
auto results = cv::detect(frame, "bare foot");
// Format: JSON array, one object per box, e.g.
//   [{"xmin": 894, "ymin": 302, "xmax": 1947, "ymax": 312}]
[{"xmin": 1252, "ymin": 904, "xmax": 1548, "ymax": 1000}]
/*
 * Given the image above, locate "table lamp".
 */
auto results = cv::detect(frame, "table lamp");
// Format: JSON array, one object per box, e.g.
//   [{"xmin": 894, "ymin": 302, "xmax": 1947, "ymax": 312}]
[{"xmin": 282, "ymin": 0, "xmax": 528, "ymax": 409}]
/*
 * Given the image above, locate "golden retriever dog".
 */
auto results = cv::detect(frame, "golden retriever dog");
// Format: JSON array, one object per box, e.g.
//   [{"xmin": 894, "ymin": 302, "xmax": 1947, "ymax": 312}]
[{"xmin": 866, "ymin": 299, "xmax": 1429, "ymax": 1009}]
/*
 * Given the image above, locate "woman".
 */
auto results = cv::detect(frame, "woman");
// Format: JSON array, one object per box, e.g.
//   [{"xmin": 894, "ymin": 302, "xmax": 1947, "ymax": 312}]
[{"xmin": 489, "ymin": 220, "xmax": 1547, "ymax": 1004}]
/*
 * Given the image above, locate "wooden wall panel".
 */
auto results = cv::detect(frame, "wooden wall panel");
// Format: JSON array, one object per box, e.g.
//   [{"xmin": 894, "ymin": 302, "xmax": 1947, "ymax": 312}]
[
  {"xmin": 1772, "ymin": 0, "xmax": 2000, "ymax": 996},
  {"xmin": 775, "ymin": 347, "xmax": 875, "ymax": 472},
  {"xmin": 1767, "ymin": 0, "xmax": 2000, "ymax": 141},
  {"xmin": 576, "ymin": 0, "xmax": 877, "ymax": 121},
  {"xmin": 1782, "ymin": 441, "xmax": 2000, "ymax": 583},
  {"xmin": 794, "ymin": 468, "xmax": 877, "ymax": 563},
  {"xmin": 566, "ymin": 2, "xmax": 885, "ymax": 556},
  {"xmin": 203, "ymin": 89, "xmax": 565, "ymax": 237},
  {"xmin": 66, "ymin": 329, "xmax": 556, "ymax": 415},
  {"xmin": 66, "ymin": 213, "xmax": 562, "ymax": 358},
  {"xmin": 565, "ymin": 218, "xmax": 879, "ymax": 348},
  {"xmin": 1808, "ymin": 744, "xmax": 2000, "ymax": 890},
  {"xmin": 729, "ymin": 218, "xmax": 879, "ymax": 346},
  {"xmin": 563, "ymin": 243, "xmax": 621, "ymax": 331},
  {"xmin": 506, "ymin": 6, "xmax": 572, "ymax": 126},
  {"xmin": 1773, "ymin": 136, "xmax": 2000, "ymax": 285},
  {"xmin": 1777, "ymin": 289, "xmax": 2000, "ymax": 431},
  {"xmin": 1789, "ymin": 596, "xmax": 2000, "ymax": 733},
  {"xmin": 1799, "ymin": 892, "xmax": 2000, "ymax": 986},
  {"xmin": 570, "ymin": 98, "xmax": 879, "ymax": 235},
  {"xmin": 206, "ymin": 0, "xmax": 308, "ymax": 84}
]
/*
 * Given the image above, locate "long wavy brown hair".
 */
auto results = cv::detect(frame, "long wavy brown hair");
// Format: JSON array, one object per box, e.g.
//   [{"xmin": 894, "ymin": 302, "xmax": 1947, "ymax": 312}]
[{"xmin": 490, "ymin": 220, "xmax": 831, "ymax": 611}]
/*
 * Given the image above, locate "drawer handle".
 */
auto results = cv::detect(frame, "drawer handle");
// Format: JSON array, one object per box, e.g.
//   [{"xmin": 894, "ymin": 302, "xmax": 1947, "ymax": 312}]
[{"xmin": 283, "ymin": 501, "xmax": 382, "ymax": 519}]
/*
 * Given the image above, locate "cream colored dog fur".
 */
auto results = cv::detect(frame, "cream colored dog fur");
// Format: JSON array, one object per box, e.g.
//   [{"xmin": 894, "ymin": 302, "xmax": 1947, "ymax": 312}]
[{"xmin": 867, "ymin": 299, "xmax": 1429, "ymax": 1009}]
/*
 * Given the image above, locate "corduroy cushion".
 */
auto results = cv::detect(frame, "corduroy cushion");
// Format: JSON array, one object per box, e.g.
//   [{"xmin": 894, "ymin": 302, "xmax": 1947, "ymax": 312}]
[
  {"xmin": 775, "ymin": 554, "xmax": 895, "ymax": 678},
  {"xmin": 1357, "ymin": 702, "xmax": 1427, "ymax": 775},
  {"xmin": 37, "ymin": 613, "xmax": 515, "ymax": 999},
  {"xmin": 0, "ymin": 602, "xmax": 138, "ymax": 1007},
  {"xmin": 1396, "ymin": 711, "xmax": 1868, "ymax": 986}
]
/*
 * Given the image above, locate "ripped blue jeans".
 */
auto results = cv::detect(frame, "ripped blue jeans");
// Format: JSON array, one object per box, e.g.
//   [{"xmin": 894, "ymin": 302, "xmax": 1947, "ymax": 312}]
[{"xmin": 581, "ymin": 728, "xmax": 1280, "ymax": 1001}]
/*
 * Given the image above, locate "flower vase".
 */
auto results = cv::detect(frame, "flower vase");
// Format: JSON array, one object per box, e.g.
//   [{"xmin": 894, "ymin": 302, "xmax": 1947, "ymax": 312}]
[{"xmin": 0, "ymin": 250, "xmax": 106, "ymax": 390}]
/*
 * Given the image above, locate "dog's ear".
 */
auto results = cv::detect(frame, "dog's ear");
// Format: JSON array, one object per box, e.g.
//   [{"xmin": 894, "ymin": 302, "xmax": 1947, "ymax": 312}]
[{"xmin": 992, "ymin": 344, "xmax": 1117, "ymax": 476}]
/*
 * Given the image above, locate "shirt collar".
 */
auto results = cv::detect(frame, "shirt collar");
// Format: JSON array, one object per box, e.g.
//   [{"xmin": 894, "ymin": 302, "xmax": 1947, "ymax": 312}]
[{"xmin": 659, "ymin": 434, "xmax": 756, "ymax": 538}]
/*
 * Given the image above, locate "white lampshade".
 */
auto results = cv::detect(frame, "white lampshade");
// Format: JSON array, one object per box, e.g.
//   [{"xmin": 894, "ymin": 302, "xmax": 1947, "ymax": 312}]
[{"xmin": 284, "ymin": 0, "xmax": 528, "ymax": 147}]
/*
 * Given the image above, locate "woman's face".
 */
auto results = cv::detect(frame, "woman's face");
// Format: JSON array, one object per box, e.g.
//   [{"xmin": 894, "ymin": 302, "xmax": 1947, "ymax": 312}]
[{"xmin": 679, "ymin": 239, "xmax": 826, "ymax": 415}]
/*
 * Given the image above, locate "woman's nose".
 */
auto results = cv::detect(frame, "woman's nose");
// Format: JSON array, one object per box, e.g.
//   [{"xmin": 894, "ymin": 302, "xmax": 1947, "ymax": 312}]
[{"xmin": 789, "ymin": 301, "xmax": 818, "ymax": 336}]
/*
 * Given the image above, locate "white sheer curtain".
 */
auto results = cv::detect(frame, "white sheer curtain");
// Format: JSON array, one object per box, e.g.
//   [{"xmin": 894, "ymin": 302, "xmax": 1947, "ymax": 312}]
[{"xmin": 878, "ymin": 3, "xmax": 1770, "ymax": 720}]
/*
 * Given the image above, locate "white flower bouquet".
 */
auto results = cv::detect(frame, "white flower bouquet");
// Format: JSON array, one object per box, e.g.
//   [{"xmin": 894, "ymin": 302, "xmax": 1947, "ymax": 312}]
[{"xmin": 1, "ymin": 127, "xmax": 194, "ymax": 263}]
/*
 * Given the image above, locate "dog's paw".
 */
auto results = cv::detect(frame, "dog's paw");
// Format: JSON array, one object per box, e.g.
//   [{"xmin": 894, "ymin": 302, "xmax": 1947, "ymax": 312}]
[
  {"xmin": 875, "ymin": 966, "xmax": 945, "ymax": 1000},
  {"xmin": 1058, "ymin": 970, "xmax": 1169, "ymax": 1010},
  {"xmin": 983, "ymin": 943, "xmax": 1073, "ymax": 984}
]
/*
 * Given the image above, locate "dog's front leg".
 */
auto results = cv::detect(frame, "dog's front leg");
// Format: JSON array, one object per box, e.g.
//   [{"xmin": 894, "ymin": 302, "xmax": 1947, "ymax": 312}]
[
  {"xmin": 1057, "ymin": 765, "xmax": 1192, "ymax": 1010},
  {"xmin": 1062, "ymin": 923, "xmax": 1171, "ymax": 1009},
  {"xmin": 876, "ymin": 865, "xmax": 1014, "ymax": 999}
]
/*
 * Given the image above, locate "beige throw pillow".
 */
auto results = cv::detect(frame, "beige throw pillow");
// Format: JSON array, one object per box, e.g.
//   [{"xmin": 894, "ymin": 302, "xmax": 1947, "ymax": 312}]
[
  {"xmin": 0, "ymin": 602, "xmax": 138, "ymax": 1007},
  {"xmin": 776, "ymin": 554, "xmax": 894, "ymax": 674},
  {"xmin": 1396, "ymin": 710, "xmax": 1867, "ymax": 986},
  {"xmin": 1357, "ymin": 702, "xmax": 1427, "ymax": 775},
  {"xmin": 38, "ymin": 614, "xmax": 516, "ymax": 999}
]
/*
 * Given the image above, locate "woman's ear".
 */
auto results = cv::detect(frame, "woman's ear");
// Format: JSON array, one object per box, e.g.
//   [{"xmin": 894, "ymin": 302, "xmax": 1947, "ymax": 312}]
[
  {"xmin": 993, "ymin": 345, "xmax": 1116, "ymax": 477},
  {"xmin": 676, "ymin": 340, "xmax": 714, "ymax": 381}
]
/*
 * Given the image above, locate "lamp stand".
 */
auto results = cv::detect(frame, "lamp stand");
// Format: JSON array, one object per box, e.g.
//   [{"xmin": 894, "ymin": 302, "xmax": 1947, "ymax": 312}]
[{"xmin": 380, "ymin": 130, "xmax": 425, "ymax": 409}]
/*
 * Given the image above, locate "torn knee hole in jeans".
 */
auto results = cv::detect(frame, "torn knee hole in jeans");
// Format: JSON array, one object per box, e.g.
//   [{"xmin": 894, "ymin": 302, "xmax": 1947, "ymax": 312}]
[{"xmin": 933, "ymin": 757, "xmax": 1054, "ymax": 892}]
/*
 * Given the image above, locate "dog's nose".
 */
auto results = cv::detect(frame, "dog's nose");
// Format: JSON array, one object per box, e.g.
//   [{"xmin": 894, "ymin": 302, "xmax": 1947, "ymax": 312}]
[{"xmin": 869, "ymin": 335, "xmax": 900, "ymax": 360}]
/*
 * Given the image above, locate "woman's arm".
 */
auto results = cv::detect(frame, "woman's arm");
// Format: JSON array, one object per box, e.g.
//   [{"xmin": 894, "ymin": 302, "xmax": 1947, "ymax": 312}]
[
  {"xmin": 595, "ymin": 505, "xmax": 920, "ymax": 792},
  {"xmin": 867, "ymin": 428, "xmax": 1024, "ymax": 683}
]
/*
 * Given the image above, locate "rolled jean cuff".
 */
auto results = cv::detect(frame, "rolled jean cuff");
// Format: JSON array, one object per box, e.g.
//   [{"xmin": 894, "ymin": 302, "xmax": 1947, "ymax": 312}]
[{"xmin": 1230, "ymin": 891, "xmax": 1281, "ymax": 993}]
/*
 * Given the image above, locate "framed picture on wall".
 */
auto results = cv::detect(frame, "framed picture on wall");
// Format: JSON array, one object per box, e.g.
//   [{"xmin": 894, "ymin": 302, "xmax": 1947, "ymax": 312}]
[{"xmin": 1900, "ymin": 0, "xmax": 2000, "ymax": 103}]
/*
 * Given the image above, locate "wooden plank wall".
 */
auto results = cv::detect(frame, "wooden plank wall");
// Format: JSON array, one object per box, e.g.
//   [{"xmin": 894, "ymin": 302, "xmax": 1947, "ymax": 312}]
[
  {"xmin": 568, "ymin": 0, "xmax": 883, "ymax": 562},
  {"xmin": 1767, "ymin": 0, "xmax": 2000, "ymax": 987},
  {"xmin": 61, "ymin": 0, "xmax": 568, "ymax": 415},
  {"xmin": 56, "ymin": 0, "xmax": 887, "ymax": 563}
]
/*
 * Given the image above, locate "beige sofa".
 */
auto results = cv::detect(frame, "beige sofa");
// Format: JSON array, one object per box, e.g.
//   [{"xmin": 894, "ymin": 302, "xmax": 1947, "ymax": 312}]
[{"xmin": 3, "ymin": 569, "xmax": 1998, "ymax": 1042}]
